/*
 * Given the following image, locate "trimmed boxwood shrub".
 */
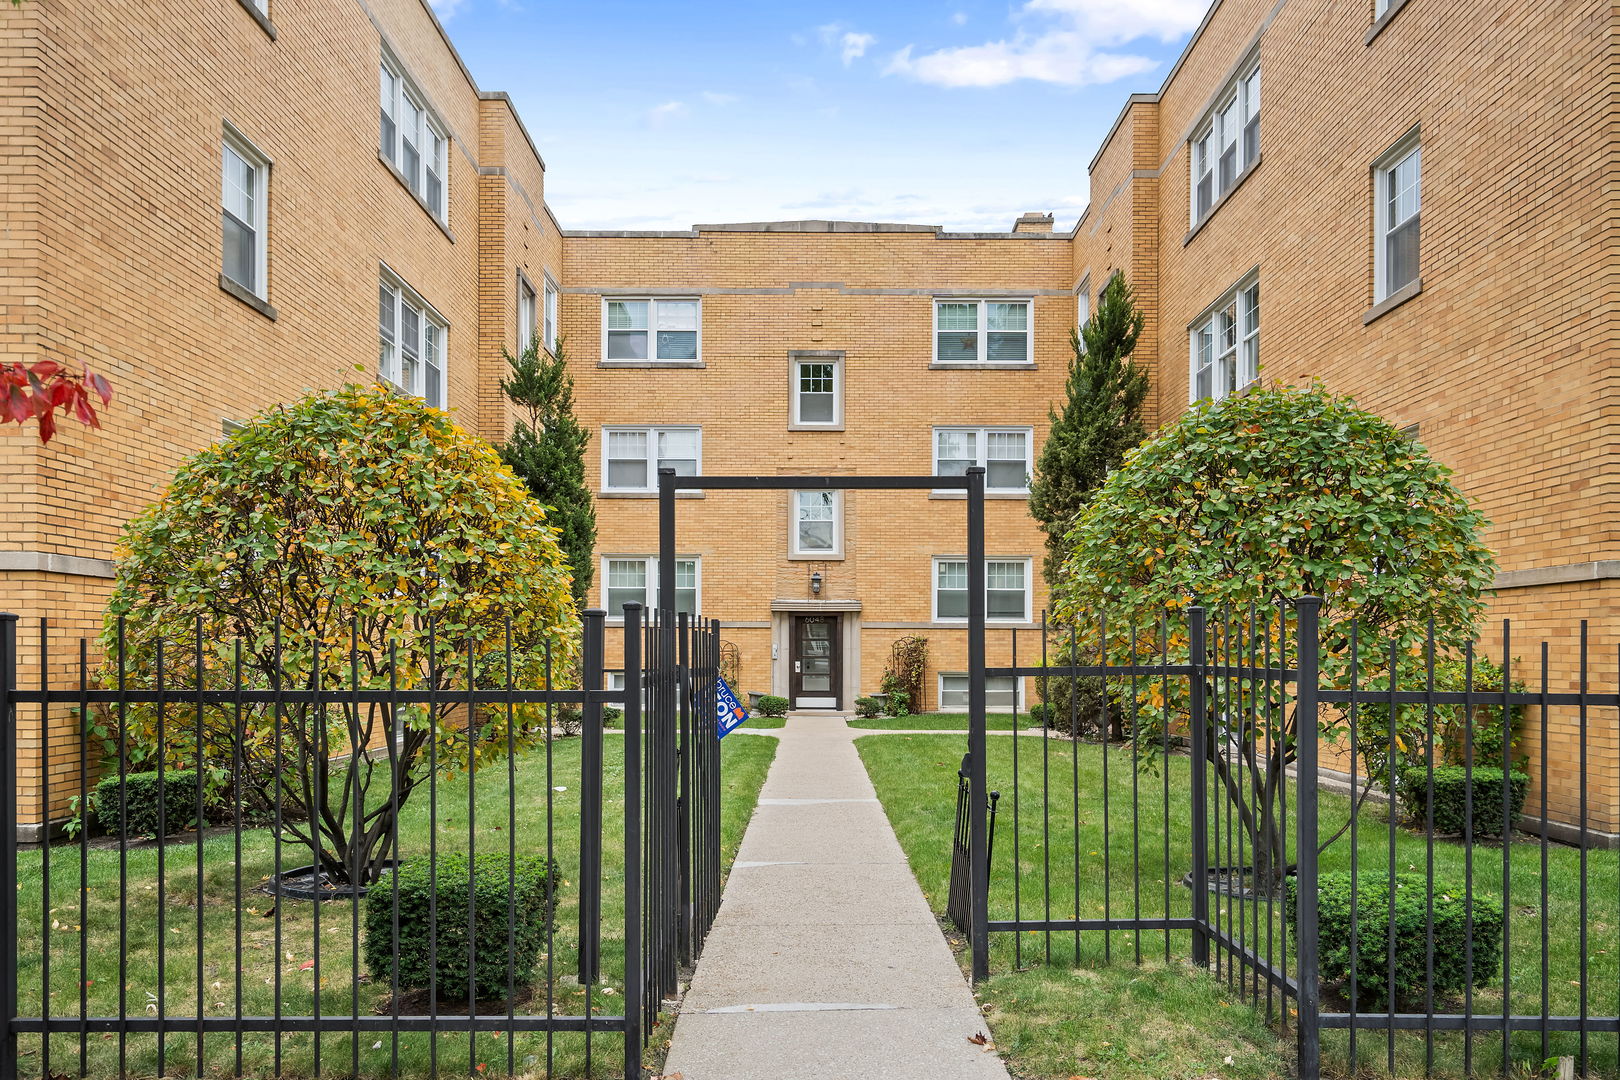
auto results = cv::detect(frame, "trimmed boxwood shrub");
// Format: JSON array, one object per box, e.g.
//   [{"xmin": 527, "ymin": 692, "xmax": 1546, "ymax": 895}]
[
  {"xmin": 854, "ymin": 696, "xmax": 884, "ymax": 719},
  {"xmin": 92, "ymin": 769, "xmax": 205, "ymax": 839},
  {"xmin": 1398, "ymin": 766, "xmax": 1529, "ymax": 837},
  {"xmin": 364, "ymin": 853, "xmax": 561, "ymax": 1001},
  {"xmin": 1287, "ymin": 872, "xmax": 1503, "ymax": 1006},
  {"xmin": 756, "ymin": 695, "xmax": 788, "ymax": 718}
]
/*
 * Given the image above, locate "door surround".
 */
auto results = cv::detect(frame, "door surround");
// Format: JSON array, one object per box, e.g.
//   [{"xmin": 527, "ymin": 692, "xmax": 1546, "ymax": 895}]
[{"xmin": 770, "ymin": 599, "xmax": 860, "ymax": 710}]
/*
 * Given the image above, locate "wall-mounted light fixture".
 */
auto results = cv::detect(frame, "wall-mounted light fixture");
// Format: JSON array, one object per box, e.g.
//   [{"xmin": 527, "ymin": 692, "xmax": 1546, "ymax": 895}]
[{"xmin": 809, "ymin": 571, "xmax": 823, "ymax": 595}]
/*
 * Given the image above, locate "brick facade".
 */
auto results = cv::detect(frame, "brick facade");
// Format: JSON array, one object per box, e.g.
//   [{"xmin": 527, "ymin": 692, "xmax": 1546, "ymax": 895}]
[{"xmin": 1, "ymin": 0, "xmax": 1615, "ymax": 831}]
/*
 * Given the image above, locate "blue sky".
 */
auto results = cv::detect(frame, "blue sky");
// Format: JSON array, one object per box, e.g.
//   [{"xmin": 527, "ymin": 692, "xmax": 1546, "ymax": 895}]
[{"xmin": 428, "ymin": 0, "xmax": 1208, "ymax": 232}]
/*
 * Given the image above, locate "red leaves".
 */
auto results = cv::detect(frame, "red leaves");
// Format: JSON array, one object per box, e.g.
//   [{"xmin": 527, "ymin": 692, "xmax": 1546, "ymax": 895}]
[{"xmin": 0, "ymin": 360, "xmax": 112, "ymax": 443}]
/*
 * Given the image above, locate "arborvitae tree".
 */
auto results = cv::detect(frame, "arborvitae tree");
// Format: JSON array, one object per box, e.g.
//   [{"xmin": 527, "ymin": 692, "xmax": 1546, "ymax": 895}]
[
  {"xmin": 500, "ymin": 337, "xmax": 597, "ymax": 609},
  {"xmin": 1028, "ymin": 271, "xmax": 1148, "ymax": 591}
]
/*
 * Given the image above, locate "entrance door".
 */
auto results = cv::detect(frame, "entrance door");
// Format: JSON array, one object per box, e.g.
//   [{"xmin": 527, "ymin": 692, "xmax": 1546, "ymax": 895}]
[{"xmin": 790, "ymin": 615, "xmax": 840, "ymax": 709}]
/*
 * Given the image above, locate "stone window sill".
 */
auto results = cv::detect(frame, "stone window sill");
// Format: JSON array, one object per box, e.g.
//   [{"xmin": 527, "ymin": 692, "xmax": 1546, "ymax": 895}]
[
  {"xmin": 1184, "ymin": 155, "xmax": 1263, "ymax": 246},
  {"xmin": 928, "ymin": 491, "xmax": 1030, "ymax": 501},
  {"xmin": 928, "ymin": 362, "xmax": 1037, "ymax": 371},
  {"xmin": 598, "ymin": 491, "xmax": 705, "ymax": 499},
  {"xmin": 1365, "ymin": 0, "xmax": 1413, "ymax": 46},
  {"xmin": 235, "ymin": 0, "xmax": 276, "ymax": 38},
  {"xmin": 1362, "ymin": 278, "xmax": 1422, "ymax": 325},
  {"xmin": 597, "ymin": 360, "xmax": 706, "ymax": 369},
  {"xmin": 220, "ymin": 275, "xmax": 277, "ymax": 321},
  {"xmin": 377, "ymin": 152, "xmax": 455, "ymax": 242}
]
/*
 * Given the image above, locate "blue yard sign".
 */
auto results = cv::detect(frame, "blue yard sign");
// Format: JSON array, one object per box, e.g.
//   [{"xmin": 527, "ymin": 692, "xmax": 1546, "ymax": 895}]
[{"xmin": 715, "ymin": 675, "xmax": 749, "ymax": 738}]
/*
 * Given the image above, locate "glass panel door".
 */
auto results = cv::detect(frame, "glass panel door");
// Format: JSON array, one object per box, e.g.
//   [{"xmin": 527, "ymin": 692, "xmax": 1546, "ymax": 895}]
[{"xmin": 791, "ymin": 615, "xmax": 841, "ymax": 708}]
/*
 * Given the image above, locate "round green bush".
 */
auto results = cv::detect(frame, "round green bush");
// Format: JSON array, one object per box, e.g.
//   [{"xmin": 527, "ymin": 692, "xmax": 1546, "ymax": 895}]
[
  {"xmin": 1397, "ymin": 766, "xmax": 1529, "ymax": 837},
  {"xmin": 363, "ymin": 852, "xmax": 560, "ymax": 1001},
  {"xmin": 756, "ymin": 695, "xmax": 788, "ymax": 718},
  {"xmin": 92, "ymin": 769, "xmax": 206, "ymax": 839},
  {"xmin": 854, "ymin": 696, "xmax": 884, "ymax": 719},
  {"xmin": 1288, "ymin": 872, "xmax": 1503, "ymax": 1007}
]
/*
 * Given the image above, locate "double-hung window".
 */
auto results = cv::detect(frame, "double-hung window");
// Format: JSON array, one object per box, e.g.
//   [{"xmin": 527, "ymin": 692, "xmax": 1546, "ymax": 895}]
[
  {"xmin": 939, "ymin": 673, "xmax": 1024, "ymax": 712},
  {"xmin": 379, "ymin": 271, "xmax": 447, "ymax": 407},
  {"xmin": 518, "ymin": 276, "xmax": 537, "ymax": 350},
  {"xmin": 791, "ymin": 490, "xmax": 842, "ymax": 558},
  {"xmin": 790, "ymin": 354, "xmax": 842, "ymax": 427},
  {"xmin": 1190, "ymin": 60, "xmax": 1260, "ymax": 226},
  {"xmin": 934, "ymin": 558, "xmax": 1031, "ymax": 622},
  {"xmin": 221, "ymin": 128, "xmax": 269, "ymax": 299},
  {"xmin": 603, "ymin": 556, "xmax": 699, "ymax": 618},
  {"xmin": 379, "ymin": 56, "xmax": 449, "ymax": 221},
  {"xmin": 934, "ymin": 299, "xmax": 1031, "ymax": 365},
  {"xmin": 602, "ymin": 426, "xmax": 700, "ymax": 492},
  {"xmin": 604, "ymin": 298, "xmax": 700, "ymax": 363},
  {"xmin": 1374, "ymin": 134, "xmax": 1421, "ymax": 301},
  {"xmin": 543, "ymin": 279, "xmax": 559, "ymax": 353},
  {"xmin": 933, "ymin": 427, "xmax": 1032, "ymax": 493},
  {"xmin": 1190, "ymin": 275, "xmax": 1259, "ymax": 403}
]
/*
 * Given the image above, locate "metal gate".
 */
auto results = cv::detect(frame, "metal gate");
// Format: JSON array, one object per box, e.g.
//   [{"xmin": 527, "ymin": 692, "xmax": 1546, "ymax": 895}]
[{"xmin": 0, "ymin": 604, "xmax": 721, "ymax": 1080}]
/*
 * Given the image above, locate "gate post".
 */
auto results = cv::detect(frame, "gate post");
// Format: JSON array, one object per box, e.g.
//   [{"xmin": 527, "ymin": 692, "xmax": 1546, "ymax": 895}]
[
  {"xmin": 676, "ymin": 610, "xmax": 692, "ymax": 965},
  {"xmin": 1187, "ymin": 605, "xmax": 1209, "ymax": 969},
  {"xmin": 1294, "ymin": 597, "xmax": 1323, "ymax": 1078},
  {"xmin": 655, "ymin": 468, "xmax": 679, "ymax": 998},
  {"xmin": 0, "ymin": 614, "xmax": 16, "ymax": 1080},
  {"xmin": 621, "ymin": 603, "xmax": 644, "ymax": 1079},
  {"xmin": 578, "ymin": 609, "xmax": 605, "ymax": 985},
  {"xmin": 966, "ymin": 466, "xmax": 990, "ymax": 983}
]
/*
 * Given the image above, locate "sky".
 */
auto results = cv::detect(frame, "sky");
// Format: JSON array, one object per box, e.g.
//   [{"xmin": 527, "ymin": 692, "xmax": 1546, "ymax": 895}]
[{"xmin": 427, "ymin": 0, "xmax": 1210, "ymax": 232}]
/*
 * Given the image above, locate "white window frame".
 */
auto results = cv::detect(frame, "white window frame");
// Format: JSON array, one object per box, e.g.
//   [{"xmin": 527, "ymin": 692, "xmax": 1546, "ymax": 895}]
[
  {"xmin": 789, "ymin": 489, "xmax": 843, "ymax": 559},
  {"xmin": 543, "ymin": 277, "xmax": 559, "ymax": 353},
  {"xmin": 1075, "ymin": 275, "xmax": 1091, "ymax": 353},
  {"xmin": 517, "ymin": 274, "xmax": 537, "ymax": 351},
  {"xmin": 379, "ymin": 52, "xmax": 449, "ymax": 222},
  {"xmin": 601, "ymin": 555, "xmax": 700, "ymax": 621},
  {"xmin": 1373, "ymin": 130, "xmax": 1422, "ymax": 302},
  {"xmin": 938, "ymin": 672, "xmax": 1026, "ymax": 714},
  {"xmin": 931, "ymin": 557, "xmax": 1033, "ymax": 624},
  {"xmin": 378, "ymin": 268, "xmax": 447, "ymax": 408},
  {"xmin": 789, "ymin": 353, "xmax": 843, "ymax": 429},
  {"xmin": 932, "ymin": 299, "xmax": 1033, "ymax": 366},
  {"xmin": 1188, "ymin": 57, "xmax": 1260, "ymax": 227},
  {"xmin": 600, "ymin": 425, "xmax": 702, "ymax": 493},
  {"xmin": 601, "ymin": 297, "xmax": 702, "ymax": 364},
  {"xmin": 1188, "ymin": 273, "xmax": 1260, "ymax": 404},
  {"xmin": 932, "ymin": 427, "xmax": 1034, "ymax": 494},
  {"xmin": 220, "ymin": 125, "xmax": 270, "ymax": 299}
]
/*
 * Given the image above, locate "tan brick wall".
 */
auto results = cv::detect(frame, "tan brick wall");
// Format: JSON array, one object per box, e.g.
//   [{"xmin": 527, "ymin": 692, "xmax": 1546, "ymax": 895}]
[
  {"xmin": 0, "ymin": 0, "xmax": 552, "ymax": 824},
  {"xmin": 3, "ymin": 0, "xmax": 1615, "ymax": 834}
]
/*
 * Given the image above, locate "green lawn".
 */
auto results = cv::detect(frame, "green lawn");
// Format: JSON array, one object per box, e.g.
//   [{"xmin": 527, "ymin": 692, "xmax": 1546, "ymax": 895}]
[
  {"xmin": 846, "ymin": 711, "xmax": 1027, "ymax": 731},
  {"xmin": 858, "ymin": 734, "xmax": 1620, "ymax": 1080},
  {"xmin": 16, "ymin": 733, "xmax": 776, "ymax": 1079},
  {"xmin": 735, "ymin": 715, "xmax": 786, "ymax": 729}
]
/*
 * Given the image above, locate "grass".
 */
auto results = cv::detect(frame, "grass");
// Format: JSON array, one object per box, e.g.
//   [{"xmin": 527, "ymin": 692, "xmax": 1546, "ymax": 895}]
[
  {"xmin": 858, "ymin": 733, "xmax": 1620, "ymax": 1080},
  {"xmin": 16, "ymin": 733, "xmax": 777, "ymax": 1079},
  {"xmin": 846, "ymin": 711, "xmax": 1027, "ymax": 731},
  {"xmin": 735, "ymin": 715, "xmax": 786, "ymax": 729}
]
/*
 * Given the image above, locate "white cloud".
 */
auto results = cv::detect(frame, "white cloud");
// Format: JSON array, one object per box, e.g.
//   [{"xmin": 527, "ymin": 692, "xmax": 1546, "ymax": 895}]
[
  {"xmin": 839, "ymin": 31, "xmax": 876, "ymax": 65},
  {"xmin": 951, "ymin": 11, "xmax": 969, "ymax": 25},
  {"xmin": 427, "ymin": 0, "xmax": 470, "ymax": 18},
  {"xmin": 700, "ymin": 91, "xmax": 740, "ymax": 106},
  {"xmin": 816, "ymin": 23, "xmax": 877, "ymax": 66},
  {"xmin": 646, "ymin": 100, "xmax": 689, "ymax": 126},
  {"xmin": 887, "ymin": 0, "xmax": 1203, "ymax": 88}
]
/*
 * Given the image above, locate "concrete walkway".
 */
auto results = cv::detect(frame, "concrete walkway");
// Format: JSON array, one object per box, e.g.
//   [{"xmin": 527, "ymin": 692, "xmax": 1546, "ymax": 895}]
[{"xmin": 661, "ymin": 712, "xmax": 1009, "ymax": 1080}]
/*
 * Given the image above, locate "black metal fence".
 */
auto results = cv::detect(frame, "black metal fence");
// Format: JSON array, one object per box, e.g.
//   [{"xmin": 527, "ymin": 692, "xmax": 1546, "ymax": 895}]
[
  {"xmin": 0, "ymin": 603, "xmax": 722, "ymax": 1080},
  {"xmin": 984, "ymin": 600, "xmax": 1620, "ymax": 1077}
]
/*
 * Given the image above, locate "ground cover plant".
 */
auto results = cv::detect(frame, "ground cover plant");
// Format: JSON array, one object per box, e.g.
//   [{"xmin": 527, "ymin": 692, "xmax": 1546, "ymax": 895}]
[
  {"xmin": 15, "ymin": 733, "xmax": 777, "ymax": 1079},
  {"xmin": 856, "ymin": 732, "xmax": 1619, "ymax": 1079}
]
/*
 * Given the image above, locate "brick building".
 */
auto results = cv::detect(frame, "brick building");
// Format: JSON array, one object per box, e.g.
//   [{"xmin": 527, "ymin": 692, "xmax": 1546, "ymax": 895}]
[{"xmin": 1, "ymin": 0, "xmax": 1614, "ymax": 832}]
